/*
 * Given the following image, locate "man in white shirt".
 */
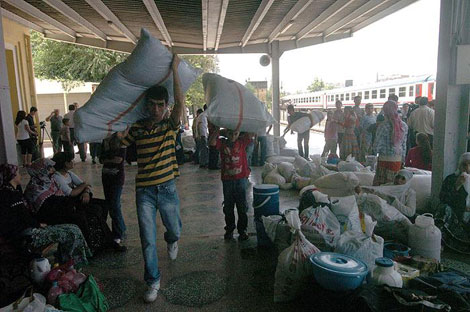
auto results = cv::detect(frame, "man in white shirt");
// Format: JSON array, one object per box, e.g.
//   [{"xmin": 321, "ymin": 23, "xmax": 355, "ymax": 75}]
[
  {"xmin": 407, "ymin": 97, "xmax": 434, "ymax": 146},
  {"xmin": 64, "ymin": 103, "xmax": 87, "ymax": 161},
  {"xmin": 197, "ymin": 107, "xmax": 209, "ymax": 168}
]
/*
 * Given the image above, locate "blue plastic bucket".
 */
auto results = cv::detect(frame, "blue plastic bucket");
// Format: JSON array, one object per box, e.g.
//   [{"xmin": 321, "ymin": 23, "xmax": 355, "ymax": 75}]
[{"xmin": 253, "ymin": 184, "xmax": 279, "ymax": 220}]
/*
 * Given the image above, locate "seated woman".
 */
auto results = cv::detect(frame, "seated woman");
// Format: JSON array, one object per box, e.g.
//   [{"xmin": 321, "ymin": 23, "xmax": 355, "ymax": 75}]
[
  {"xmin": 0, "ymin": 164, "xmax": 91, "ymax": 265},
  {"xmin": 438, "ymin": 152, "xmax": 470, "ymax": 252},
  {"xmin": 405, "ymin": 132, "xmax": 432, "ymax": 171},
  {"xmin": 24, "ymin": 157, "xmax": 125, "ymax": 254}
]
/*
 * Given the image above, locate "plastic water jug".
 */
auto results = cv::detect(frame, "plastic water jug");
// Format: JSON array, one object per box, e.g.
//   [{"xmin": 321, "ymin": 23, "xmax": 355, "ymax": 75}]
[
  {"xmin": 371, "ymin": 258, "xmax": 403, "ymax": 288},
  {"xmin": 408, "ymin": 213, "xmax": 442, "ymax": 261},
  {"xmin": 30, "ymin": 257, "xmax": 51, "ymax": 284}
]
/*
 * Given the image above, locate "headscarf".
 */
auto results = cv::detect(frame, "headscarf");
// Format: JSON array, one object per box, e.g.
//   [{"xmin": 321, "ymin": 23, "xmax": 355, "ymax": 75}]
[
  {"xmin": 0, "ymin": 164, "xmax": 18, "ymax": 187},
  {"xmin": 383, "ymin": 100, "xmax": 404, "ymax": 146},
  {"xmin": 24, "ymin": 158, "xmax": 63, "ymax": 213},
  {"xmin": 456, "ymin": 152, "xmax": 470, "ymax": 174},
  {"xmin": 456, "ymin": 152, "xmax": 470, "ymax": 211},
  {"xmin": 396, "ymin": 169, "xmax": 413, "ymax": 183}
]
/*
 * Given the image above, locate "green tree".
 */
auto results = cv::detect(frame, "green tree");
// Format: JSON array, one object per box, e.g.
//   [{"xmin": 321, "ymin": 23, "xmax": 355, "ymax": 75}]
[
  {"xmin": 244, "ymin": 81, "xmax": 256, "ymax": 94},
  {"xmin": 307, "ymin": 77, "xmax": 335, "ymax": 92},
  {"xmin": 30, "ymin": 32, "xmax": 219, "ymax": 103},
  {"xmin": 31, "ymin": 32, "xmax": 128, "ymax": 91}
]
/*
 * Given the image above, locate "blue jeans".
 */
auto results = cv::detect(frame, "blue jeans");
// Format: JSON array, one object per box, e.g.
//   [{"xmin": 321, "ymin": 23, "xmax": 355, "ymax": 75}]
[
  {"xmin": 198, "ymin": 136, "xmax": 209, "ymax": 166},
  {"xmin": 136, "ymin": 179, "xmax": 182, "ymax": 286},
  {"xmin": 222, "ymin": 178, "xmax": 248, "ymax": 233},
  {"xmin": 102, "ymin": 179, "xmax": 126, "ymax": 240}
]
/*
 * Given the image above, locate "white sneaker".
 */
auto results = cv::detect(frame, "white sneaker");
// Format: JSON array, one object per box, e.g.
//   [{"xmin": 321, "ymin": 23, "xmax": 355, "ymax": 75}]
[
  {"xmin": 143, "ymin": 283, "xmax": 160, "ymax": 303},
  {"xmin": 167, "ymin": 242, "xmax": 178, "ymax": 260}
]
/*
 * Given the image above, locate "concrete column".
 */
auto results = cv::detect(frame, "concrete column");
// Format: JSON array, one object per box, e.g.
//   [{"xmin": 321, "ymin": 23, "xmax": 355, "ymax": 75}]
[
  {"xmin": 271, "ymin": 40, "xmax": 281, "ymax": 136},
  {"xmin": 0, "ymin": 12, "xmax": 18, "ymax": 165},
  {"xmin": 432, "ymin": 0, "xmax": 470, "ymax": 203}
]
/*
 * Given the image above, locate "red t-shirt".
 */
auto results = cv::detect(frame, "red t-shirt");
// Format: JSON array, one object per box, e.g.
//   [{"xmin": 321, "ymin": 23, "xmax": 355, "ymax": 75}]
[
  {"xmin": 405, "ymin": 146, "xmax": 432, "ymax": 171},
  {"xmin": 216, "ymin": 134, "xmax": 252, "ymax": 180}
]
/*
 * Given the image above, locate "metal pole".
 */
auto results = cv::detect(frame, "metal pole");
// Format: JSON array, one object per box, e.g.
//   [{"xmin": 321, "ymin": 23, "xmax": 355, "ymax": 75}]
[
  {"xmin": 271, "ymin": 40, "xmax": 280, "ymax": 136},
  {"xmin": 0, "ymin": 11, "xmax": 18, "ymax": 164},
  {"xmin": 432, "ymin": 0, "xmax": 470, "ymax": 203}
]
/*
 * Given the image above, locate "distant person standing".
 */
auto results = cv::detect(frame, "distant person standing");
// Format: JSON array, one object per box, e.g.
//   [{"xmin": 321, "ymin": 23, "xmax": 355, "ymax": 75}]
[
  {"xmin": 359, "ymin": 103, "xmax": 376, "ymax": 161},
  {"xmin": 192, "ymin": 108, "xmax": 203, "ymax": 164},
  {"xmin": 340, "ymin": 107, "xmax": 359, "ymax": 160},
  {"xmin": 333, "ymin": 100, "xmax": 345, "ymax": 156},
  {"xmin": 197, "ymin": 105, "xmax": 209, "ymax": 168},
  {"xmin": 26, "ymin": 107, "xmax": 39, "ymax": 160},
  {"xmin": 63, "ymin": 104, "xmax": 76, "ymax": 156},
  {"xmin": 60, "ymin": 118, "xmax": 73, "ymax": 158},
  {"xmin": 352, "ymin": 96, "xmax": 364, "ymax": 145},
  {"xmin": 15, "ymin": 110, "xmax": 36, "ymax": 166},
  {"xmin": 405, "ymin": 132, "xmax": 432, "ymax": 171},
  {"xmin": 372, "ymin": 101, "xmax": 408, "ymax": 186},
  {"xmin": 401, "ymin": 103, "xmax": 410, "ymax": 123},
  {"xmin": 46, "ymin": 109, "xmax": 62, "ymax": 154},
  {"xmin": 407, "ymin": 97, "xmax": 434, "ymax": 147},
  {"xmin": 283, "ymin": 104, "xmax": 313, "ymax": 160},
  {"xmin": 322, "ymin": 111, "xmax": 338, "ymax": 157}
]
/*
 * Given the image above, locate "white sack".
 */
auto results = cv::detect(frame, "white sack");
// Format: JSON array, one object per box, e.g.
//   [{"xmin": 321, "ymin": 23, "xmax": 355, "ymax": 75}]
[
  {"xmin": 410, "ymin": 175, "xmax": 432, "ymax": 214},
  {"xmin": 262, "ymin": 162, "xmax": 277, "ymax": 179},
  {"xmin": 330, "ymin": 195, "xmax": 362, "ymax": 233},
  {"xmin": 314, "ymin": 172, "xmax": 359, "ymax": 197},
  {"xmin": 290, "ymin": 111, "xmax": 324, "ymax": 134},
  {"xmin": 181, "ymin": 135, "xmax": 196, "ymax": 151},
  {"xmin": 338, "ymin": 158, "xmax": 365, "ymax": 172},
  {"xmin": 354, "ymin": 172, "xmax": 375, "ymax": 186},
  {"xmin": 278, "ymin": 162, "xmax": 296, "ymax": 182},
  {"xmin": 273, "ymin": 210, "xmax": 320, "ymax": 302},
  {"xmin": 266, "ymin": 156, "xmax": 295, "ymax": 165},
  {"xmin": 280, "ymin": 182, "xmax": 294, "ymax": 190},
  {"xmin": 300, "ymin": 206, "xmax": 341, "ymax": 247},
  {"xmin": 293, "ymin": 155, "xmax": 316, "ymax": 178},
  {"xmin": 280, "ymin": 148, "xmax": 299, "ymax": 157},
  {"xmin": 203, "ymin": 73, "xmax": 276, "ymax": 132},
  {"xmin": 335, "ymin": 230, "xmax": 384, "ymax": 270},
  {"xmin": 292, "ymin": 174, "xmax": 312, "ymax": 190},
  {"xmin": 74, "ymin": 28, "xmax": 200, "ymax": 143},
  {"xmin": 264, "ymin": 169, "xmax": 286, "ymax": 186},
  {"xmin": 262, "ymin": 215, "xmax": 283, "ymax": 243}
]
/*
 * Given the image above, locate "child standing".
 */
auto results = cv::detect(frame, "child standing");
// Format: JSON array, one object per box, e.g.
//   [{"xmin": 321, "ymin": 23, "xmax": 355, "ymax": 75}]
[
  {"xmin": 216, "ymin": 130, "xmax": 252, "ymax": 241},
  {"xmin": 60, "ymin": 118, "xmax": 73, "ymax": 158},
  {"xmin": 322, "ymin": 111, "xmax": 338, "ymax": 157}
]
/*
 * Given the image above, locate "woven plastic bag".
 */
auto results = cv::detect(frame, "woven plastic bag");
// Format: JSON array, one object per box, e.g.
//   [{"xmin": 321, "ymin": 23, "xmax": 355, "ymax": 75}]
[
  {"xmin": 203, "ymin": 73, "xmax": 276, "ymax": 132},
  {"xmin": 74, "ymin": 28, "xmax": 200, "ymax": 143},
  {"xmin": 273, "ymin": 209, "xmax": 320, "ymax": 302},
  {"xmin": 290, "ymin": 111, "xmax": 324, "ymax": 133},
  {"xmin": 300, "ymin": 206, "xmax": 341, "ymax": 248}
]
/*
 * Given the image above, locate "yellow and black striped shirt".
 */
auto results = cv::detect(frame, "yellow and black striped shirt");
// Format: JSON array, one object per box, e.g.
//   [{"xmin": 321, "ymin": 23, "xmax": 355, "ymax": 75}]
[{"xmin": 122, "ymin": 119, "xmax": 179, "ymax": 188}]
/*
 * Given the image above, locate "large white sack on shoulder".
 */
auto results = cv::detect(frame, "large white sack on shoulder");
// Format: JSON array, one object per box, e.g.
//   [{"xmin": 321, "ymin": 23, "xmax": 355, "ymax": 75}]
[
  {"xmin": 330, "ymin": 195, "xmax": 362, "ymax": 233},
  {"xmin": 203, "ymin": 73, "xmax": 276, "ymax": 132},
  {"xmin": 74, "ymin": 28, "xmax": 200, "ymax": 143},
  {"xmin": 290, "ymin": 111, "xmax": 325, "ymax": 134},
  {"xmin": 314, "ymin": 172, "xmax": 359, "ymax": 197},
  {"xmin": 278, "ymin": 162, "xmax": 296, "ymax": 182},
  {"xmin": 266, "ymin": 156, "xmax": 295, "ymax": 164},
  {"xmin": 410, "ymin": 175, "xmax": 432, "ymax": 214}
]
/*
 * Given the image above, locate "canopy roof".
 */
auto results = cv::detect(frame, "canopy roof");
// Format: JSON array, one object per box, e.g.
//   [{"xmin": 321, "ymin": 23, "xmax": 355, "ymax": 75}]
[{"xmin": 1, "ymin": 0, "xmax": 418, "ymax": 54}]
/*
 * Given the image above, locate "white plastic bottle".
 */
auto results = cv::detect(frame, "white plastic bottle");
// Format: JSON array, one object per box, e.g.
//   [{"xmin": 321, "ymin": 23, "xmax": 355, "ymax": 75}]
[
  {"xmin": 371, "ymin": 257, "xmax": 403, "ymax": 288},
  {"xmin": 408, "ymin": 213, "xmax": 442, "ymax": 261}
]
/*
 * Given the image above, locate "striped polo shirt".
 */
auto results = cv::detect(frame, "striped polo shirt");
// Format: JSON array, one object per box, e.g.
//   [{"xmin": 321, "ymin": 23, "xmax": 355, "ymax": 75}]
[{"xmin": 122, "ymin": 118, "xmax": 179, "ymax": 188}]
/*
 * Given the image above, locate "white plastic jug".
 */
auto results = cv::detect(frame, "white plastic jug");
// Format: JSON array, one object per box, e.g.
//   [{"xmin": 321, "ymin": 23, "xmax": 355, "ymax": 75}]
[
  {"xmin": 371, "ymin": 257, "xmax": 403, "ymax": 288},
  {"xmin": 408, "ymin": 213, "xmax": 442, "ymax": 261},
  {"xmin": 30, "ymin": 257, "xmax": 51, "ymax": 284}
]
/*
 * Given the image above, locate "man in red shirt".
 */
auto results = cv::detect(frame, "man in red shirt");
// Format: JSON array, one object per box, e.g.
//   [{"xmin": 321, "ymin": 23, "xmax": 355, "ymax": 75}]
[{"xmin": 216, "ymin": 129, "xmax": 252, "ymax": 241}]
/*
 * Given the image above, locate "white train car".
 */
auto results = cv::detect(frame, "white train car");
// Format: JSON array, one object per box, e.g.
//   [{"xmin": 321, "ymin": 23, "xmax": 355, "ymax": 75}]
[{"xmin": 283, "ymin": 75, "xmax": 436, "ymax": 110}]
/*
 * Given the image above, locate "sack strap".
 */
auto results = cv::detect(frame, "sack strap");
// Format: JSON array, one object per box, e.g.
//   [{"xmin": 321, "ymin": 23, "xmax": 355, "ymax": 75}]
[{"xmin": 106, "ymin": 67, "xmax": 173, "ymax": 136}]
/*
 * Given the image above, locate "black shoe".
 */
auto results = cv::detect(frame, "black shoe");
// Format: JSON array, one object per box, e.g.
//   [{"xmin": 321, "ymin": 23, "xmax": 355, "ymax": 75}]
[
  {"xmin": 224, "ymin": 231, "xmax": 233, "ymax": 240},
  {"xmin": 112, "ymin": 242, "xmax": 127, "ymax": 253},
  {"xmin": 238, "ymin": 232, "xmax": 249, "ymax": 241}
]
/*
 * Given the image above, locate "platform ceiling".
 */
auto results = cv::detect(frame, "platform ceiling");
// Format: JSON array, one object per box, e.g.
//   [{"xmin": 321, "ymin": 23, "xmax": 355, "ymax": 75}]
[{"xmin": 1, "ymin": 0, "xmax": 418, "ymax": 54}]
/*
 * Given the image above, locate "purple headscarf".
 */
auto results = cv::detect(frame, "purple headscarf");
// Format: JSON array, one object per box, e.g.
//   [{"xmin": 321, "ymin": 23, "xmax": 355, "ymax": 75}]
[
  {"xmin": 0, "ymin": 164, "xmax": 18, "ymax": 187},
  {"xmin": 383, "ymin": 100, "xmax": 404, "ymax": 146}
]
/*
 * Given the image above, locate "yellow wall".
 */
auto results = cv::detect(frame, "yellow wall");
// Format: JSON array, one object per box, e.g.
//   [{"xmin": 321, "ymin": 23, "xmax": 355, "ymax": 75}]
[{"xmin": 2, "ymin": 17, "xmax": 38, "ymax": 129}]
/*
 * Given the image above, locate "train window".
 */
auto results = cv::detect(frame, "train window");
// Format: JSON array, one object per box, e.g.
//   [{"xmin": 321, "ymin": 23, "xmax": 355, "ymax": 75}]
[
  {"xmin": 352, "ymin": 92, "xmax": 356, "ymax": 98},
  {"xmin": 372, "ymin": 90, "xmax": 377, "ymax": 99},
  {"xmin": 364, "ymin": 91, "xmax": 370, "ymax": 99},
  {"xmin": 380, "ymin": 89, "xmax": 386, "ymax": 98},
  {"xmin": 357, "ymin": 92, "xmax": 362, "ymax": 98},
  {"xmin": 409, "ymin": 86, "xmax": 414, "ymax": 96},
  {"xmin": 399, "ymin": 87, "xmax": 406, "ymax": 97},
  {"xmin": 340, "ymin": 94, "xmax": 344, "ymax": 101},
  {"xmin": 346, "ymin": 93, "xmax": 350, "ymax": 101},
  {"xmin": 335, "ymin": 94, "xmax": 339, "ymax": 101},
  {"xmin": 389, "ymin": 88, "xmax": 395, "ymax": 95}
]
